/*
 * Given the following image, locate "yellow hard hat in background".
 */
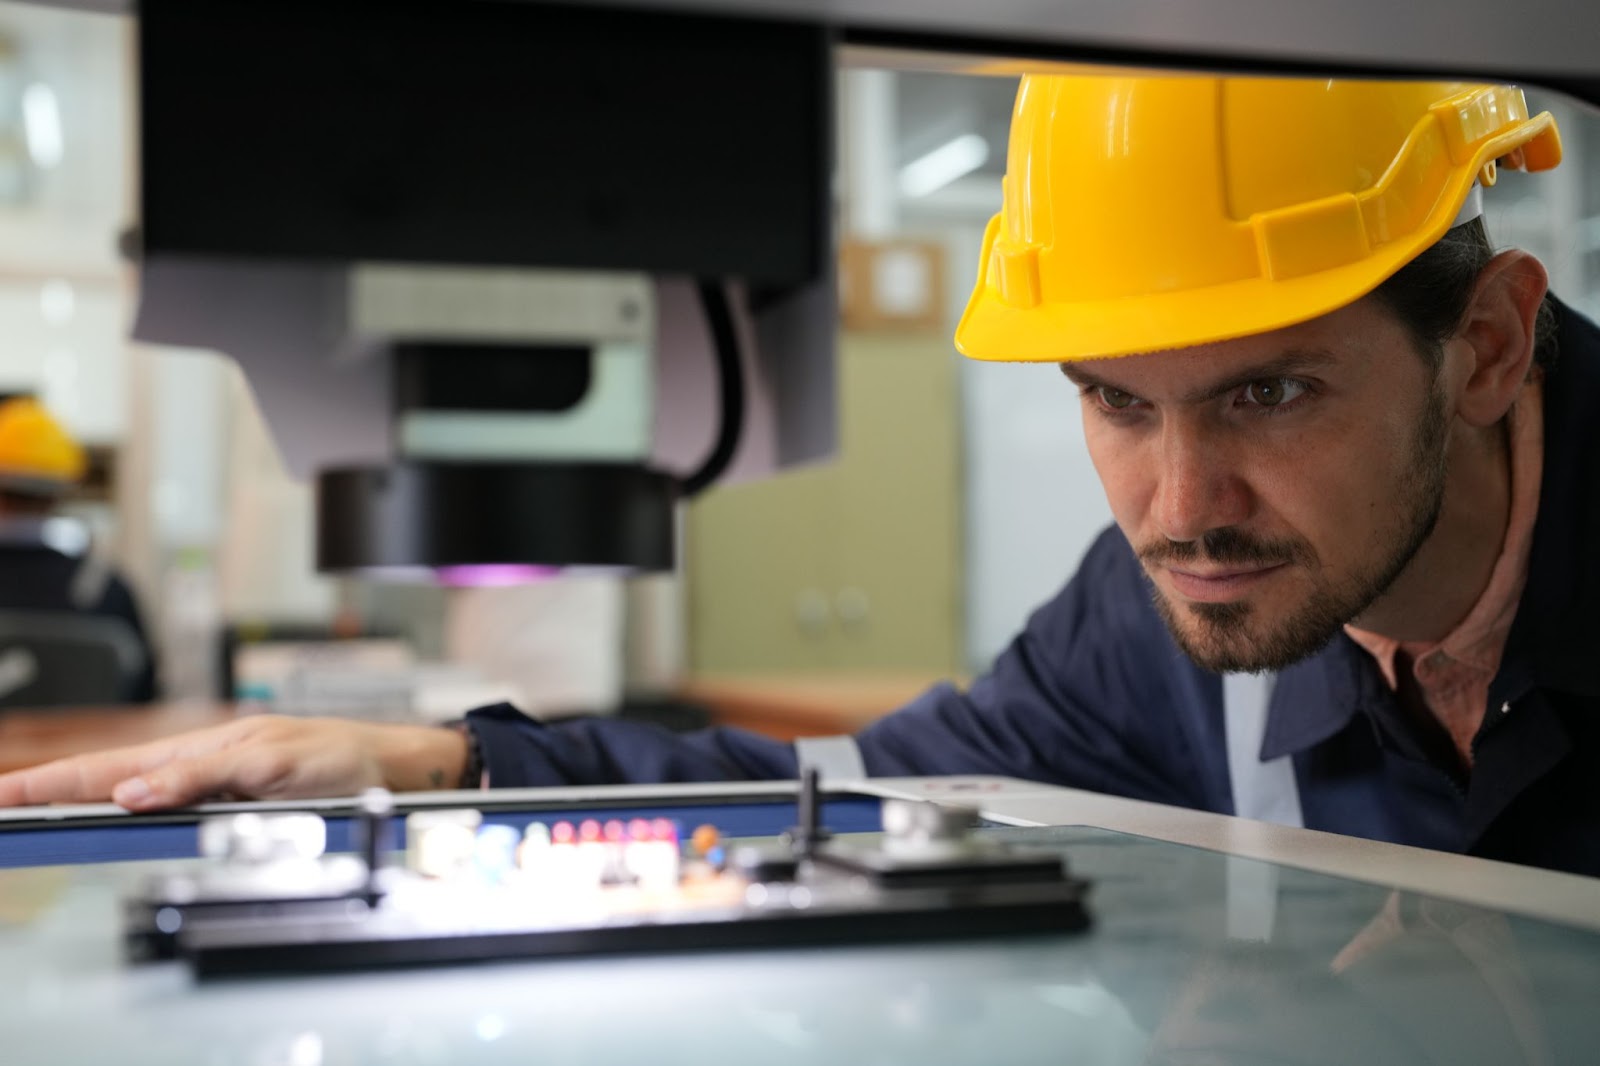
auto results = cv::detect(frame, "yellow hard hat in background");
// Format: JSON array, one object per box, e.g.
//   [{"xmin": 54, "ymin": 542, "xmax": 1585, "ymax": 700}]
[
  {"xmin": 955, "ymin": 75, "xmax": 1563, "ymax": 363},
  {"xmin": 0, "ymin": 397, "xmax": 87, "ymax": 495}
]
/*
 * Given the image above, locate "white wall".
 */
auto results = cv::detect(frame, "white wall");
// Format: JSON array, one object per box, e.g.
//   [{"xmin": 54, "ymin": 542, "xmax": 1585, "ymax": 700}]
[
  {"xmin": 0, "ymin": 4, "xmax": 129, "ymax": 442},
  {"xmin": 960, "ymin": 360, "xmax": 1112, "ymax": 671},
  {"xmin": 0, "ymin": 278, "xmax": 127, "ymax": 440},
  {"xmin": 0, "ymin": 4, "xmax": 128, "ymax": 270},
  {"xmin": 940, "ymin": 223, "xmax": 1113, "ymax": 674},
  {"xmin": 889, "ymin": 73, "xmax": 1118, "ymax": 678}
]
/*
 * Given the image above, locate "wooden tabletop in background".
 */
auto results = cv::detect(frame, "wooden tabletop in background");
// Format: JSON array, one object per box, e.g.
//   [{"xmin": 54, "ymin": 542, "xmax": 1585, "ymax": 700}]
[
  {"xmin": 0, "ymin": 673, "xmax": 946, "ymax": 776},
  {"xmin": 0, "ymin": 702, "xmax": 240, "ymax": 776},
  {"xmin": 677, "ymin": 673, "xmax": 940, "ymax": 742}
]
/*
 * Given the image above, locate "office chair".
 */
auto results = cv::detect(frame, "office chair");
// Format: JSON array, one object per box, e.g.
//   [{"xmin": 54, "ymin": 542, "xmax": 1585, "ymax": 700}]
[{"xmin": 0, "ymin": 611, "xmax": 149, "ymax": 708}]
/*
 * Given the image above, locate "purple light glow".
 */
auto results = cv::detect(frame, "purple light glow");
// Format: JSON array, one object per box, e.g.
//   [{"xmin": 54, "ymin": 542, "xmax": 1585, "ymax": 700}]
[{"xmin": 434, "ymin": 564, "xmax": 561, "ymax": 587}]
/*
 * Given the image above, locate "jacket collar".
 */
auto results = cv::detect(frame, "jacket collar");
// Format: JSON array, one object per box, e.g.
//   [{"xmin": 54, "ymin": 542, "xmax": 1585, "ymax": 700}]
[
  {"xmin": 1499, "ymin": 297, "xmax": 1600, "ymax": 703},
  {"xmin": 1259, "ymin": 635, "xmax": 1372, "ymax": 760}
]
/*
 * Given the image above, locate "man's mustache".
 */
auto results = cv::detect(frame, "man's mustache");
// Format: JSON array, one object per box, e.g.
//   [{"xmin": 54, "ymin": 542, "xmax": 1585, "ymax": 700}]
[{"xmin": 1139, "ymin": 527, "xmax": 1313, "ymax": 569}]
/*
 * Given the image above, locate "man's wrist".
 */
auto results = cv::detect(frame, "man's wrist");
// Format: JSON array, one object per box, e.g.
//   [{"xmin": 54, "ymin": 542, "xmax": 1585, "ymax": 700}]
[
  {"xmin": 448, "ymin": 719, "xmax": 486, "ymax": 789},
  {"xmin": 378, "ymin": 722, "xmax": 470, "ymax": 792}
]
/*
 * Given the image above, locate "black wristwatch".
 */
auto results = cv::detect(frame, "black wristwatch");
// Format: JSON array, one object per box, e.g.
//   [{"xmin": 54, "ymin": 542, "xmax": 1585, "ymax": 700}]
[{"xmin": 447, "ymin": 719, "xmax": 486, "ymax": 789}]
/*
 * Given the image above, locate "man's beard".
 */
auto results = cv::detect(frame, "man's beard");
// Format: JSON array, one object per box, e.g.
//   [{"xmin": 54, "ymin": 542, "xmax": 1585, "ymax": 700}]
[{"xmin": 1140, "ymin": 383, "xmax": 1450, "ymax": 674}]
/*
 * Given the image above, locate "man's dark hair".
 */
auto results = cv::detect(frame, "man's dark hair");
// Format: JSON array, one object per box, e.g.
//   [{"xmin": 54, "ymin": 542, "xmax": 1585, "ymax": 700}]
[
  {"xmin": 0, "ymin": 490, "xmax": 56, "ymax": 518},
  {"xmin": 1371, "ymin": 216, "xmax": 1559, "ymax": 373}
]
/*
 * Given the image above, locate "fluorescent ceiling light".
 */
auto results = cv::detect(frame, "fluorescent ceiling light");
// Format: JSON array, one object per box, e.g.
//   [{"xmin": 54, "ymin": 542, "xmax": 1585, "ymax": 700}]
[
  {"xmin": 22, "ymin": 83, "xmax": 63, "ymax": 169},
  {"xmin": 898, "ymin": 133, "xmax": 989, "ymax": 198}
]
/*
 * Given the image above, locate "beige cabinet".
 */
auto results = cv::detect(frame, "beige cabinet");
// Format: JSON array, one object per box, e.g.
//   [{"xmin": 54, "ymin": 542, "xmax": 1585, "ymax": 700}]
[{"xmin": 686, "ymin": 332, "xmax": 962, "ymax": 674}]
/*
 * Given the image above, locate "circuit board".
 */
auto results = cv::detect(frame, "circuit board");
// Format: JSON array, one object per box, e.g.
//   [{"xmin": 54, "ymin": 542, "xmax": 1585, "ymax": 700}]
[{"xmin": 126, "ymin": 774, "xmax": 1090, "ymax": 978}]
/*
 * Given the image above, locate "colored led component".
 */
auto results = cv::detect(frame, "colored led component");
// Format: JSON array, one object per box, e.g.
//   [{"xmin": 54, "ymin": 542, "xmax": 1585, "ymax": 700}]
[
  {"xmin": 474, "ymin": 824, "xmax": 521, "ymax": 883},
  {"xmin": 691, "ymin": 825, "xmax": 720, "ymax": 857},
  {"xmin": 518, "ymin": 822, "xmax": 552, "ymax": 873}
]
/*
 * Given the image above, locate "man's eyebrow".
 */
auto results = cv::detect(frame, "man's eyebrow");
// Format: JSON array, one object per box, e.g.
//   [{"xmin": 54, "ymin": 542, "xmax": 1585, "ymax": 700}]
[{"xmin": 1058, "ymin": 349, "xmax": 1340, "ymax": 403}]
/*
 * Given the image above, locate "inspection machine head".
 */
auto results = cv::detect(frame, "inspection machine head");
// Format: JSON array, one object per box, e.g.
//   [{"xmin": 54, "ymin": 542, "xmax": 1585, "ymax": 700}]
[{"xmin": 129, "ymin": 0, "xmax": 837, "ymax": 575}]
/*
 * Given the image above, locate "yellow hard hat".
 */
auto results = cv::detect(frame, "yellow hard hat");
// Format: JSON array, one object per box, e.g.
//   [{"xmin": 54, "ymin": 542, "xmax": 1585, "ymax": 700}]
[
  {"xmin": 0, "ymin": 397, "xmax": 86, "ymax": 494},
  {"xmin": 955, "ymin": 75, "xmax": 1563, "ymax": 363}
]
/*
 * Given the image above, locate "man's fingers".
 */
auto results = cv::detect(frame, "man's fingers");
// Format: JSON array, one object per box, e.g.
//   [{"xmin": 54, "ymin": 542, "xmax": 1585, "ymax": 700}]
[
  {"xmin": 112, "ymin": 749, "xmax": 239, "ymax": 810},
  {"xmin": 0, "ymin": 738, "xmax": 185, "ymax": 807},
  {"xmin": 0, "ymin": 720, "xmax": 260, "ymax": 808},
  {"xmin": 115, "ymin": 744, "xmax": 292, "ymax": 811},
  {"xmin": 0, "ymin": 717, "xmax": 356, "ymax": 811}
]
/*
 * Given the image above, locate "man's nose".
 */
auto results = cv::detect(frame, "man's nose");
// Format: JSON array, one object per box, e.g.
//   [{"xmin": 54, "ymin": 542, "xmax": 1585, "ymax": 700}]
[{"xmin": 1150, "ymin": 420, "xmax": 1251, "ymax": 543}]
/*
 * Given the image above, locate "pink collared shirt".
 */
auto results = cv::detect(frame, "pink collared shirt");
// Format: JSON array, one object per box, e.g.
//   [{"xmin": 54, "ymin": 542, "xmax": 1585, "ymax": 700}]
[{"xmin": 1344, "ymin": 378, "xmax": 1544, "ymax": 766}]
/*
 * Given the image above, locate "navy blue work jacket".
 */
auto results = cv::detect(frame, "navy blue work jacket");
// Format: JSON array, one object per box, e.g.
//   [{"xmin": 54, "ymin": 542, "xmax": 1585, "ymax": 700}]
[{"xmin": 470, "ymin": 299, "xmax": 1600, "ymax": 877}]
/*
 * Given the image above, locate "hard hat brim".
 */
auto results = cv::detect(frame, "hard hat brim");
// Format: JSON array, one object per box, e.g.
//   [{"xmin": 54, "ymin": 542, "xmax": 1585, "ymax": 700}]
[{"xmin": 956, "ymin": 212, "xmax": 1423, "ymax": 363}]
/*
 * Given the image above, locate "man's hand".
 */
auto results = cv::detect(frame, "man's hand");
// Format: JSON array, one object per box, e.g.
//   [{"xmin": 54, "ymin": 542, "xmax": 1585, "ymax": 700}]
[{"xmin": 0, "ymin": 715, "xmax": 470, "ymax": 811}]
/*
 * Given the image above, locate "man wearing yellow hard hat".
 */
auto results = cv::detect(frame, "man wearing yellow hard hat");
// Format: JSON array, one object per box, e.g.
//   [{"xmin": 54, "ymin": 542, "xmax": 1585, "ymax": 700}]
[
  {"xmin": 0, "ymin": 76, "xmax": 1592, "ymax": 873},
  {"xmin": 0, "ymin": 397, "xmax": 156, "ymax": 702}
]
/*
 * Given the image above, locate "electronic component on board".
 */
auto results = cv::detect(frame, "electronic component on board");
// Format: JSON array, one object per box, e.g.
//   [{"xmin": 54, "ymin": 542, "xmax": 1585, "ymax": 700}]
[
  {"xmin": 197, "ymin": 812, "xmax": 326, "ymax": 865},
  {"xmin": 356, "ymin": 788, "xmax": 392, "ymax": 903},
  {"xmin": 127, "ymin": 809, "xmax": 374, "ymax": 962},
  {"xmin": 473, "ymin": 824, "xmax": 521, "ymax": 885},
  {"xmin": 785, "ymin": 767, "xmax": 833, "ymax": 852},
  {"xmin": 406, "ymin": 808, "xmax": 482, "ymax": 879},
  {"xmin": 124, "ymin": 776, "xmax": 1089, "ymax": 977},
  {"xmin": 690, "ymin": 824, "xmax": 720, "ymax": 856}
]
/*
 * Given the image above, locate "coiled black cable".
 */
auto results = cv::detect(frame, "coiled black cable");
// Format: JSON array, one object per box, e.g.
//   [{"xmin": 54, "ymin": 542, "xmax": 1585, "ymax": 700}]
[{"xmin": 681, "ymin": 280, "xmax": 746, "ymax": 498}]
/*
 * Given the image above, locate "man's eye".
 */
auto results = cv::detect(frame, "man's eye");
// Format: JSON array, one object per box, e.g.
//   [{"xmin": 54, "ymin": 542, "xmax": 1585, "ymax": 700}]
[
  {"xmin": 1242, "ymin": 379, "xmax": 1307, "ymax": 407},
  {"xmin": 1097, "ymin": 386, "xmax": 1137, "ymax": 410}
]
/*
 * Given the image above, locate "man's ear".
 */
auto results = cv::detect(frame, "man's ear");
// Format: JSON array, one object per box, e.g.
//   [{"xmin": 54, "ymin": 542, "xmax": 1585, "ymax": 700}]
[{"xmin": 1449, "ymin": 250, "xmax": 1548, "ymax": 428}]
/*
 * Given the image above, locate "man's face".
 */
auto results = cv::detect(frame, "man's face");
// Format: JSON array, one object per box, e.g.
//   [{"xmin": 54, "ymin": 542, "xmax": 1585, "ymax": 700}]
[{"xmin": 1064, "ymin": 298, "xmax": 1451, "ymax": 673}]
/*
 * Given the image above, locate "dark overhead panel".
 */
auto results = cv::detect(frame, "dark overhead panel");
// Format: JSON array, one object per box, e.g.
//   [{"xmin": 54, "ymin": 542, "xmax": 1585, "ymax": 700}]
[{"xmin": 139, "ymin": 0, "xmax": 830, "ymax": 289}]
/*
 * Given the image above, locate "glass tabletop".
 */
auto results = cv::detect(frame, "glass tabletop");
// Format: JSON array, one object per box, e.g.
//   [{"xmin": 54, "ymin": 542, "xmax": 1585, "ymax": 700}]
[{"xmin": 2, "ymin": 824, "xmax": 1596, "ymax": 1065}]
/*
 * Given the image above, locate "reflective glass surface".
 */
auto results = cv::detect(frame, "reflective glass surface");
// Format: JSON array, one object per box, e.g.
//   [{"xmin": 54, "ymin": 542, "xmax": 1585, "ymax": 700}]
[{"xmin": 3, "ymin": 825, "xmax": 1597, "ymax": 1064}]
